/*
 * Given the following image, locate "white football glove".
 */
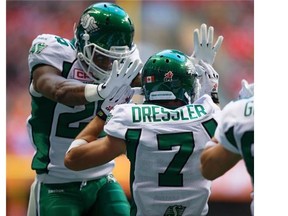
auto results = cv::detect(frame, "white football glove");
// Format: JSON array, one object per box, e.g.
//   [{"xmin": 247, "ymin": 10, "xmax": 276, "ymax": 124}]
[
  {"xmin": 191, "ymin": 23, "xmax": 224, "ymax": 65},
  {"xmin": 195, "ymin": 60, "xmax": 219, "ymax": 103},
  {"xmin": 97, "ymin": 57, "xmax": 143, "ymax": 99},
  {"xmin": 238, "ymin": 79, "xmax": 254, "ymax": 99},
  {"xmin": 97, "ymin": 85, "xmax": 134, "ymax": 120}
]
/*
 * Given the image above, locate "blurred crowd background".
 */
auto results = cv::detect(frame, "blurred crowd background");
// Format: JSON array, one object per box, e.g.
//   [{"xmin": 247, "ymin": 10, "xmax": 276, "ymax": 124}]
[{"xmin": 6, "ymin": 0, "xmax": 254, "ymax": 215}]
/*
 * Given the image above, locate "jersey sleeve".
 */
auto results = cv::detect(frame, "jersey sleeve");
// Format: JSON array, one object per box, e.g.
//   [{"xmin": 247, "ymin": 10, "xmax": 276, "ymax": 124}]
[
  {"xmin": 104, "ymin": 104, "xmax": 132, "ymax": 140},
  {"xmin": 195, "ymin": 94, "xmax": 221, "ymax": 114},
  {"xmin": 214, "ymin": 101, "xmax": 241, "ymax": 154},
  {"xmin": 28, "ymin": 34, "xmax": 76, "ymax": 73}
]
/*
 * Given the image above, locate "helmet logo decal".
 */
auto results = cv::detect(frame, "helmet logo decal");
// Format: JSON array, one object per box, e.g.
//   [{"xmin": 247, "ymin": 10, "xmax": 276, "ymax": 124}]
[
  {"xmin": 145, "ymin": 76, "xmax": 155, "ymax": 83},
  {"xmin": 164, "ymin": 71, "xmax": 174, "ymax": 82},
  {"xmin": 81, "ymin": 14, "xmax": 99, "ymax": 32}
]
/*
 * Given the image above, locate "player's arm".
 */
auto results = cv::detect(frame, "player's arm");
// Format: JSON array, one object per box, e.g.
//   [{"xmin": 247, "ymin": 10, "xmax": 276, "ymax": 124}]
[
  {"xmin": 33, "ymin": 56, "xmax": 142, "ymax": 106},
  {"xmin": 191, "ymin": 23, "xmax": 223, "ymax": 65},
  {"xmin": 64, "ymin": 116, "xmax": 126, "ymax": 171},
  {"xmin": 200, "ymin": 138, "xmax": 242, "ymax": 180},
  {"xmin": 32, "ymin": 65, "xmax": 89, "ymax": 106},
  {"xmin": 64, "ymin": 86, "xmax": 133, "ymax": 171}
]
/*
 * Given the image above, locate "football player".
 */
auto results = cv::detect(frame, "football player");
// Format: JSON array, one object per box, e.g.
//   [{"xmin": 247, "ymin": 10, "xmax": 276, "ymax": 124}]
[
  {"xmin": 65, "ymin": 49, "xmax": 221, "ymax": 216},
  {"xmin": 200, "ymin": 80, "xmax": 254, "ymax": 215},
  {"xmin": 26, "ymin": 2, "xmax": 142, "ymax": 216},
  {"xmin": 26, "ymin": 1, "xmax": 224, "ymax": 215}
]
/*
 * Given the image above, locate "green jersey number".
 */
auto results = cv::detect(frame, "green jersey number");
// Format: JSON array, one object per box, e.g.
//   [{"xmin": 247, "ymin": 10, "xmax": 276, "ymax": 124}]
[
  {"xmin": 225, "ymin": 126, "xmax": 254, "ymax": 183},
  {"xmin": 55, "ymin": 36, "xmax": 75, "ymax": 50},
  {"xmin": 126, "ymin": 130, "xmax": 195, "ymax": 187},
  {"xmin": 56, "ymin": 103, "xmax": 95, "ymax": 139},
  {"xmin": 158, "ymin": 132, "xmax": 195, "ymax": 187},
  {"xmin": 126, "ymin": 119, "xmax": 216, "ymax": 187},
  {"xmin": 241, "ymin": 130, "xmax": 254, "ymax": 183}
]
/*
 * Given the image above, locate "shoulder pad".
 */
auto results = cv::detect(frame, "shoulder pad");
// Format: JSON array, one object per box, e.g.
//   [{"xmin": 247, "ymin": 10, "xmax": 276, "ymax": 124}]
[{"xmin": 28, "ymin": 34, "xmax": 76, "ymax": 72}]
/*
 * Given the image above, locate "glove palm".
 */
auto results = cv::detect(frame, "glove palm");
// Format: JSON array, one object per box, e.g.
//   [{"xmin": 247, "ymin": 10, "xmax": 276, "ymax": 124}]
[
  {"xmin": 191, "ymin": 23, "xmax": 224, "ymax": 65},
  {"xmin": 97, "ymin": 58, "xmax": 143, "ymax": 99}
]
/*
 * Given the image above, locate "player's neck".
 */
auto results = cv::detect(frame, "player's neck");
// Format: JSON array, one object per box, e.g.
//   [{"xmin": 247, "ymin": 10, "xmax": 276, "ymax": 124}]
[{"xmin": 145, "ymin": 100, "xmax": 185, "ymax": 109}]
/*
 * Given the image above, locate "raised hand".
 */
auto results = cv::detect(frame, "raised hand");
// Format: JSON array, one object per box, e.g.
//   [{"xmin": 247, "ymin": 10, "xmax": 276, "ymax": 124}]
[
  {"xmin": 97, "ymin": 58, "xmax": 143, "ymax": 99},
  {"xmin": 191, "ymin": 23, "xmax": 224, "ymax": 65},
  {"xmin": 238, "ymin": 79, "xmax": 254, "ymax": 99}
]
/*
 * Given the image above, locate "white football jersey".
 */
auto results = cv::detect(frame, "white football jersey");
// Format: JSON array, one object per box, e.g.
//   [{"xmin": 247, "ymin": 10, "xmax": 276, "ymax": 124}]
[
  {"xmin": 105, "ymin": 95, "xmax": 220, "ymax": 216},
  {"xmin": 27, "ymin": 33, "xmax": 140, "ymax": 182},
  {"xmin": 214, "ymin": 96, "xmax": 254, "ymax": 215},
  {"xmin": 214, "ymin": 96, "xmax": 254, "ymax": 183}
]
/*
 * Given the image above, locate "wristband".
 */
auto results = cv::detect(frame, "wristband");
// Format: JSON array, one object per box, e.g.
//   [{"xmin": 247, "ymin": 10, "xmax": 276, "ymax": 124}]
[
  {"xmin": 84, "ymin": 84, "xmax": 103, "ymax": 102},
  {"xmin": 29, "ymin": 83, "xmax": 42, "ymax": 97},
  {"xmin": 96, "ymin": 110, "xmax": 108, "ymax": 121},
  {"xmin": 66, "ymin": 139, "xmax": 88, "ymax": 154}
]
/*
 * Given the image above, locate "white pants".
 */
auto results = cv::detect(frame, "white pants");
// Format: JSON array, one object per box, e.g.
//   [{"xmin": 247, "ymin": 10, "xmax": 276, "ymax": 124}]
[{"xmin": 26, "ymin": 179, "xmax": 40, "ymax": 216}]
